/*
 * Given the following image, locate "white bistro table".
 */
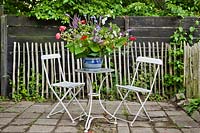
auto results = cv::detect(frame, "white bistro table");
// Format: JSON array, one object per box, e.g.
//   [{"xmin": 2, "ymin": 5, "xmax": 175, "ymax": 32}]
[{"xmin": 75, "ymin": 68, "xmax": 114, "ymax": 132}]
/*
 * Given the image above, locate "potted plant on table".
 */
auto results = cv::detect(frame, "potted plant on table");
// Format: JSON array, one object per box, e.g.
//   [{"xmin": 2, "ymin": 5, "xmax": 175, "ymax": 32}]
[{"xmin": 56, "ymin": 14, "xmax": 136, "ymax": 70}]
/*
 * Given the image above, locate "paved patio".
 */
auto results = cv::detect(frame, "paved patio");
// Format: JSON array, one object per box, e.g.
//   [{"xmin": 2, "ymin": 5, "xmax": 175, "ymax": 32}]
[{"xmin": 0, "ymin": 100, "xmax": 199, "ymax": 133}]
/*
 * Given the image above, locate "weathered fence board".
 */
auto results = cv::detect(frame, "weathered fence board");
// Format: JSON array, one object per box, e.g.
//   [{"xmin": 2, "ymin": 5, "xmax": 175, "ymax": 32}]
[
  {"xmin": 1, "ymin": 15, "xmax": 8, "ymax": 96},
  {"xmin": 11, "ymin": 41, "xmax": 168, "ymax": 99},
  {"xmin": 184, "ymin": 42, "xmax": 200, "ymax": 98}
]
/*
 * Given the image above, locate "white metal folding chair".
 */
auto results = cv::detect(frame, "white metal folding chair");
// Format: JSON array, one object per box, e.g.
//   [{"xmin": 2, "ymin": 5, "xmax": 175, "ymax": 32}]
[
  {"xmin": 112, "ymin": 56, "xmax": 163, "ymax": 126},
  {"xmin": 41, "ymin": 53, "xmax": 86, "ymax": 123}
]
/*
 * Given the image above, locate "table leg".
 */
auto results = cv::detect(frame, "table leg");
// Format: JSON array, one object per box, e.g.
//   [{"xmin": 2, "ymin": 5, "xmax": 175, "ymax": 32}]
[
  {"xmin": 84, "ymin": 73, "xmax": 93, "ymax": 132},
  {"xmin": 98, "ymin": 74, "xmax": 117, "ymax": 124}
]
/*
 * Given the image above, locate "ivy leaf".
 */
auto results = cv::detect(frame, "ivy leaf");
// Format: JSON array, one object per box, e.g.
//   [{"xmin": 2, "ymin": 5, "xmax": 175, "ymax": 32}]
[
  {"xmin": 189, "ymin": 26, "xmax": 195, "ymax": 32},
  {"xmin": 178, "ymin": 27, "xmax": 183, "ymax": 32}
]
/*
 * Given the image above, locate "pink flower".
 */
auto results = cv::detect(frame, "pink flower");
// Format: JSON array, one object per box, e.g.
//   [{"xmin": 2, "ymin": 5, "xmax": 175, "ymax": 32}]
[
  {"xmin": 55, "ymin": 33, "xmax": 61, "ymax": 40},
  {"xmin": 59, "ymin": 26, "xmax": 66, "ymax": 32},
  {"xmin": 129, "ymin": 36, "xmax": 136, "ymax": 41}
]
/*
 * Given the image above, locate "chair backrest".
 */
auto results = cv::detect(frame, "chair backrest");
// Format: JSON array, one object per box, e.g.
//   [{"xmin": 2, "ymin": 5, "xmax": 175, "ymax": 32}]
[
  {"xmin": 131, "ymin": 56, "xmax": 163, "ymax": 92},
  {"xmin": 41, "ymin": 54, "xmax": 66, "ymax": 86}
]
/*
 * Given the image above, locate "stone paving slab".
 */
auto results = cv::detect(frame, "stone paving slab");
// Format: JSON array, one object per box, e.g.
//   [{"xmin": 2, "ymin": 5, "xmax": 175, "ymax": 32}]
[
  {"xmin": 2, "ymin": 125, "xmax": 29, "ymax": 132},
  {"xmin": 155, "ymin": 128, "xmax": 182, "ymax": 133},
  {"xmin": 27, "ymin": 125, "xmax": 55, "ymax": 132},
  {"xmin": 0, "ymin": 100, "xmax": 199, "ymax": 133},
  {"xmin": 10, "ymin": 118, "xmax": 35, "ymax": 125},
  {"xmin": 130, "ymin": 127, "xmax": 154, "ymax": 133}
]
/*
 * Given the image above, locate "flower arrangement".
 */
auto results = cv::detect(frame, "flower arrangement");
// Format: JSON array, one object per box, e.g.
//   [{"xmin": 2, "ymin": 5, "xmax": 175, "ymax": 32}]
[{"xmin": 56, "ymin": 14, "xmax": 136, "ymax": 58}]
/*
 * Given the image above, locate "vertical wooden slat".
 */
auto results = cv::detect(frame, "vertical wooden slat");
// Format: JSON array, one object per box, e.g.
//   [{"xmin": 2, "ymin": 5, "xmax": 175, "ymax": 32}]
[
  {"xmin": 123, "ymin": 45, "xmax": 127, "ymax": 84},
  {"xmin": 134, "ymin": 42, "xmax": 138, "ymax": 80},
  {"xmin": 143, "ymin": 42, "xmax": 147, "ymax": 88},
  {"xmin": 193, "ymin": 44, "xmax": 198, "ymax": 97},
  {"xmin": 55, "ymin": 42, "xmax": 62, "ymax": 96},
  {"xmin": 22, "ymin": 43, "xmax": 26, "ymax": 88},
  {"xmin": 127, "ymin": 43, "xmax": 130, "ymax": 84},
  {"xmin": 139, "ymin": 42, "xmax": 142, "ymax": 56},
  {"xmin": 165, "ymin": 43, "xmax": 169, "ymax": 94},
  {"xmin": 12, "ymin": 42, "xmax": 17, "ymax": 96},
  {"xmin": 80, "ymin": 58, "xmax": 85, "ymax": 98},
  {"xmin": 31, "ymin": 42, "xmax": 35, "ymax": 73},
  {"xmin": 152, "ymin": 42, "xmax": 156, "ymax": 93},
  {"xmin": 156, "ymin": 42, "xmax": 161, "ymax": 94},
  {"xmin": 48, "ymin": 42, "xmax": 54, "ymax": 99},
  {"xmin": 26, "ymin": 42, "xmax": 30, "ymax": 93},
  {"xmin": 17, "ymin": 43, "xmax": 21, "ymax": 92},
  {"xmin": 1, "ymin": 15, "xmax": 8, "ymax": 96},
  {"xmin": 198, "ymin": 43, "xmax": 200, "ymax": 97},
  {"xmin": 108, "ymin": 55, "xmax": 113, "ymax": 88},
  {"xmin": 173, "ymin": 44, "xmax": 177, "ymax": 93},
  {"xmin": 35, "ymin": 43, "xmax": 39, "ymax": 93},
  {"xmin": 104, "ymin": 55, "xmax": 109, "ymax": 92},
  {"xmin": 114, "ymin": 49, "xmax": 118, "ymax": 85},
  {"xmin": 71, "ymin": 53, "xmax": 76, "ymax": 82},
  {"xmin": 131, "ymin": 42, "xmax": 135, "ymax": 77},
  {"xmin": 40, "ymin": 43, "xmax": 45, "ymax": 97},
  {"xmin": 118, "ymin": 47, "xmax": 122, "ymax": 85},
  {"xmin": 168, "ymin": 44, "xmax": 173, "ymax": 96},
  {"xmin": 161, "ymin": 42, "xmax": 164, "ymax": 95},
  {"xmin": 60, "ymin": 42, "xmax": 67, "ymax": 94},
  {"xmin": 44, "ymin": 42, "xmax": 49, "ymax": 98},
  {"xmin": 67, "ymin": 49, "xmax": 71, "ymax": 82}
]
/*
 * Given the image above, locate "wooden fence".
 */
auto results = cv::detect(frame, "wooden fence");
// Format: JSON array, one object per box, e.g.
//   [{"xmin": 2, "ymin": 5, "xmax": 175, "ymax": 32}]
[
  {"xmin": 184, "ymin": 42, "xmax": 200, "ymax": 98},
  {"xmin": 2, "ymin": 15, "xmax": 200, "ymax": 98},
  {"xmin": 11, "ymin": 41, "xmax": 170, "ymax": 99}
]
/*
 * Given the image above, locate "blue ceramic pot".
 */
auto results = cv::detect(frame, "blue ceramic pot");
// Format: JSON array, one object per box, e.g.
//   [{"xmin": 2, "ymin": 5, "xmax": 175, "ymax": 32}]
[{"xmin": 82, "ymin": 57, "xmax": 103, "ymax": 70}]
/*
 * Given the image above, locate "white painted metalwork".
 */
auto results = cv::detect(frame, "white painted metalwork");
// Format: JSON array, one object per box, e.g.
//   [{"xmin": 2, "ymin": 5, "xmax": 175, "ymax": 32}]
[
  {"xmin": 112, "ymin": 56, "xmax": 163, "ymax": 126},
  {"xmin": 41, "ymin": 53, "xmax": 86, "ymax": 123},
  {"xmin": 75, "ymin": 68, "xmax": 114, "ymax": 132}
]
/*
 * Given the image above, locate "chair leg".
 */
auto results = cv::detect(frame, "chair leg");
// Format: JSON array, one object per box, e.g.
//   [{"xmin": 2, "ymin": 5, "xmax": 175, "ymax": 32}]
[
  {"xmin": 47, "ymin": 88, "xmax": 75, "ymax": 123},
  {"xmin": 131, "ymin": 92, "xmax": 152, "ymax": 126},
  {"xmin": 112, "ymin": 89, "xmax": 130, "ymax": 118},
  {"xmin": 47, "ymin": 90, "xmax": 69, "ymax": 118},
  {"xmin": 59, "ymin": 87, "xmax": 87, "ymax": 121},
  {"xmin": 137, "ymin": 93, "xmax": 152, "ymax": 121},
  {"xmin": 69, "ymin": 87, "xmax": 87, "ymax": 116}
]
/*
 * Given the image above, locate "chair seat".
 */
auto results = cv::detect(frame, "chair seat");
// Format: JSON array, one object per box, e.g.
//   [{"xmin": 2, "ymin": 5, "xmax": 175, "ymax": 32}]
[
  {"xmin": 52, "ymin": 81, "xmax": 85, "ymax": 88},
  {"xmin": 116, "ymin": 85, "xmax": 151, "ymax": 93}
]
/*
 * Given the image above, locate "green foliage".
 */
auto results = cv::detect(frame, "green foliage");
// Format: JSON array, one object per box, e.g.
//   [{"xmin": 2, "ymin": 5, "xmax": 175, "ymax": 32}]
[
  {"xmin": 3, "ymin": 0, "xmax": 200, "ymax": 22},
  {"xmin": 164, "ymin": 20, "xmax": 200, "ymax": 96},
  {"xmin": 0, "ymin": 96, "xmax": 9, "ymax": 101},
  {"xmin": 124, "ymin": 2, "xmax": 157, "ymax": 16},
  {"xmin": 184, "ymin": 98, "xmax": 200, "ymax": 115},
  {"xmin": 11, "ymin": 66, "xmax": 45, "ymax": 102},
  {"xmin": 148, "ymin": 93, "xmax": 168, "ymax": 102}
]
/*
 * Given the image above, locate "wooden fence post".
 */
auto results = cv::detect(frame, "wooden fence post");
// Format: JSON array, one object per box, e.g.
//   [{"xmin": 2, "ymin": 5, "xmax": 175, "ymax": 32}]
[
  {"xmin": 0, "ymin": 5, "xmax": 3, "ymax": 15},
  {"xmin": 1, "ymin": 14, "xmax": 8, "ymax": 96}
]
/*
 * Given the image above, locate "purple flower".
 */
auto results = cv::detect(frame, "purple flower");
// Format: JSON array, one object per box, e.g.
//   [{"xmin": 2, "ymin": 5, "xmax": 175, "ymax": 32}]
[
  {"xmin": 96, "ymin": 25, "xmax": 101, "ymax": 32},
  {"xmin": 72, "ymin": 15, "xmax": 80, "ymax": 29},
  {"xmin": 127, "ymin": 29, "xmax": 133, "ymax": 32}
]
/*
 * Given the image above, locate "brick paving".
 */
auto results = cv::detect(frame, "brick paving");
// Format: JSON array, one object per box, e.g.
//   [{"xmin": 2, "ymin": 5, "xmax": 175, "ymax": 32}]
[{"xmin": 0, "ymin": 100, "xmax": 199, "ymax": 133}]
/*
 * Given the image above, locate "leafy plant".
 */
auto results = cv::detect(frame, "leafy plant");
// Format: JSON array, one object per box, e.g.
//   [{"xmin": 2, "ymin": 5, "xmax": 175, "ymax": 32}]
[
  {"xmin": 148, "ymin": 93, "xmax": 168, "ymax": 102},
  {"xmin": 0, "ymin": 96, "xmax": 9, "ymax": 101},
  {"xmin": 56, "ymin": 14, "xmax": 136, "ymax": 58},
  {"xmin": 184, "ymin": 98, "xmax": 200, "ymax": 115},
  {"xmin": 4, "ymin": 0, "xmax": 200, "ymax": 22},
  {"xmin": 11, "ymin": 66, "xmax": 45, "ymax": 102},
  {"xmin": 164, "ymin": 20, "xmax": 200, "ymax": 96}
]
